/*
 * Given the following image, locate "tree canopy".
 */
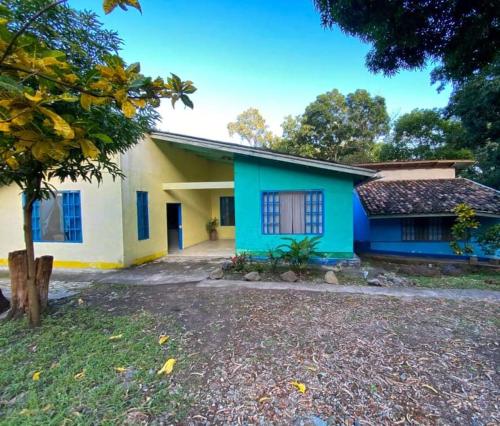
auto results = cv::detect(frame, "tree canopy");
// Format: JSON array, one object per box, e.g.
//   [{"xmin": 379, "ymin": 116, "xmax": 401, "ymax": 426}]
[
  {"xmin": 379, "ymin": 109, "xmax": 473, "ymax": 162},
  {"xmin": 227, "ymin": 108, "xmax": 278, "ymax": 148},
  {"xmin": 313, "ymin": 0, "xmax": 499, "ymax": 84},
  {"xmin": 0, "ymin": 0, "xmax": 196, "ymax": 326}
]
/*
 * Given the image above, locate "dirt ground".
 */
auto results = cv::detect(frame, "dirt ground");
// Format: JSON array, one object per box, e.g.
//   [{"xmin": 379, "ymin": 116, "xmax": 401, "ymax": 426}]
[{"xmin": 78, "ymin": 282, "xmax": 500, "ymax": 425}]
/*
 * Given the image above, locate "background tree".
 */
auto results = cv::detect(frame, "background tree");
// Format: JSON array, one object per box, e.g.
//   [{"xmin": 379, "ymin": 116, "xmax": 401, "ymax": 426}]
[
  {"xmin": 379, "ymin": 109, "xmax": 473, "ymax": 161},
  {"xmin": 0, "ymin": 0, "xmax": 196, "ymax": 326},
  {"xmin": 313, "ymin": 0, "xmax": 499, "ymax": 187},
  {"xmin": 296, "ymin": 89, "xmax": 389, "ymax": 163},
  {"xmin": 227, "ymin": 107, "xmax": 278, "ymax": 148}
]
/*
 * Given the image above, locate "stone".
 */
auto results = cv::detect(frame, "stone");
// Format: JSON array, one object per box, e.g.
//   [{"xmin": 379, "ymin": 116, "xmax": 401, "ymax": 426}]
[
  {"xmin": 281, "ymin": 270, "xmax": 298, "ymax": 282},
  {"xmin": 367, "ymin": 278, "xmax": 383, "ymax": 287},
  {"xmin": 324, "ymin": 270, "xmax": 339, "ymax": 285},
  {"xmin": 209, "ymin": 267, "xmax": 224, "ymax": 280},
  {"xmin": 244, "ymin": 271, "xmax": 261, "ymax": 281},
  {"xmin": 221, "ymin": 260, "xmax": 233, "ymax": 271}
]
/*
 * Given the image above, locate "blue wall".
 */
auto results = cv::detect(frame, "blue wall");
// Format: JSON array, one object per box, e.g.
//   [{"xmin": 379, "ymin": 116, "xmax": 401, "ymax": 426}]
[
  {"xmin": 234, "ymin": 155, "xmax": 356, "ymax": 259},
  {"xmin": 366, "ymin": 217, "xmax": 499, "ymax": 259},
  {"xmin": 353, "ymin": 191, "xmax": 370, "ymax": 243}
]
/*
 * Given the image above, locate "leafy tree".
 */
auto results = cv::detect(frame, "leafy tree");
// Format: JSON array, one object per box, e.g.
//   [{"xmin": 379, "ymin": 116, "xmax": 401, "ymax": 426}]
[
  {"xmin": 312, "ymin": 0, "xmax": 498, "ymax": 83},
  {"xmin": 0, "ymin": 0, "xmax": 196, "ymax": 326},
  {"xmin": 379, "ymin": 109, "xmax": 473, "ymax": 161},
  {"xmin": 269, "ymin": 115, "xmax": 316, "ymax": 158},
  {"xmin": 298, "ymin": 89, "xmax": 389, "ymax": 163},
  {"xmin": 227, "ymin": 107, "xmax": 278, "ymax": 148},
  {"xmin": 477, "ymin": 224, "xmax": 500, "ymax": 256},
  {"xmin": 450, "ymin": 204, "xmax": 480, "ymax": 256}
]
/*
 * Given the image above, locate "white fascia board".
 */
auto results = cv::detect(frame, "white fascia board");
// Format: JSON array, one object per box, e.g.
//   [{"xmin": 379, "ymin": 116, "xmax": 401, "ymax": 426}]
[{"xmin": 163, "ymin": 181, "xmax": 234, "ymax": 190}]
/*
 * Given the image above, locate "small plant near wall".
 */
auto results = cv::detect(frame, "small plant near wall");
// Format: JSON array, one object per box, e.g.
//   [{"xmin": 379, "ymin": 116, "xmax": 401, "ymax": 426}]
[
  {"xmin": 477, "ymin": 224, "xmax": 500, "ymax": 256},
  {"xmin": 450, "ymin": 204, "xmax": 480, "ymax": 255},
  {"xmin": 206, "ymin": 218, "xmax": 219, "ymax": 241},
  {"xmin": 277, "ymin": 236, "xmax": 322, "ymax": 272},
  {"xmin": 267, "ymin": 249, "xmax": 281, "ymax": 273},
  {"xmin": 231, "ymin": 252, "xmax": 249, "ymax": 272}
]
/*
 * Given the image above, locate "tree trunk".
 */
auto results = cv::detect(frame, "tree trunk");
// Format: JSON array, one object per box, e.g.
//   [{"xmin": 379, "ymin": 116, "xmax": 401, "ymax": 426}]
[
  {"xmin": 0, "ymin": 289, "xmax": 9, "ymax": 315},
  {"xmin": 23, "ymin": 201, "xmax": 41, "ymax": 327}
]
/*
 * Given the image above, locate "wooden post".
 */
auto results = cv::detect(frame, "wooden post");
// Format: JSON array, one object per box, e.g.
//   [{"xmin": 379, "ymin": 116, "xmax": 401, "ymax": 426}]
[
  {"xmin": 35, "ymin": 256, "xmax": 53, "ymax": 312},
  {"xmin": 6, "ymin": 250, "xmax": 53, "ymax": 319},
  {"xmin": 7, "ymin": 250, "xmax": 28, "ymax": 319}
]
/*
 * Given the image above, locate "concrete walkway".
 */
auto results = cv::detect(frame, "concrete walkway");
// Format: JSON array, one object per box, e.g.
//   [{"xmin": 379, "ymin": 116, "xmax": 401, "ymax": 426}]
[{"xmin": 197, "ymin": 279, "xmax": 500, "ymax": 302}]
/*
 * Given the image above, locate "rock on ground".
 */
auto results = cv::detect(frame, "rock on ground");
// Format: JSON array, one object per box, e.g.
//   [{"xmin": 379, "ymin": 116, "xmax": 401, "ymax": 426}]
[
  {"xmin": 280, "ymin": 270, "xmax": 298, "ymax": 282},
  {"xmin": 244, "ymin": 271, "xmax": 261, "ymax": 281},
  {"xmin": 324, "ymin": 271, "xmax": 339, "ymax": 285},
  {"xmin": 209, "ymin": 268, "xmax": 224, "ymax": 280}
]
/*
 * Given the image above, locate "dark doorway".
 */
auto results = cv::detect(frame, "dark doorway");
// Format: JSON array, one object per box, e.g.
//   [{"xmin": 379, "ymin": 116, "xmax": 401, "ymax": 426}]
[{"xmin": 166, "ymin": 203, "xmax": 182, "ymax": 253}]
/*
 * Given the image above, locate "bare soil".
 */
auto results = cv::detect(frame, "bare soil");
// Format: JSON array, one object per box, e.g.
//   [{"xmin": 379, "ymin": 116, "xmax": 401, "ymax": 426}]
[{"xmin": 78, "ymin": 282, "xmax": 499, "ymax": 425}]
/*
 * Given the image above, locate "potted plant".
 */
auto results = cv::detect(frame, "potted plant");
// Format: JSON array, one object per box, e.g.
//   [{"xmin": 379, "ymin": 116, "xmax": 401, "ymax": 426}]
[{"xmin": 206, "ymin": 218, "xmax": 219, "ymax": 241}]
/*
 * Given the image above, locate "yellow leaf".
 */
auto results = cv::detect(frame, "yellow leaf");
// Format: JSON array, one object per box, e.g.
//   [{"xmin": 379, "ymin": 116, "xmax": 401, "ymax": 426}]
[
  {"xmin": 90, "ymin": 79, "xmax": 113, "ymax": 92},
  {"xmin": 290, "ymin": 380, "xmax": 306, "ymax": 394},
  {"xmin": 79, "ymin": 139, "xmax": 100, "ymax": 159},
  {"xmin": 32, "ymin": 140, "xmax": 51, "ymax": 161},
  {"xmin": 13, "ymin": 130, "xmax": 39, "ymax": 141},
  {"xmin": 121, "ymin": 100, "xmax": 136, "ymax": 118},
  {"xmin": 74, "ymin": 371, "xmax": 85, "ymax": 380},
  {"xmin": 131, "ymin": 98, "xmax": 146, "ymax": 108},
  {"xmin": 24, "ymin": 91, "xmax": 43, "ymax": 103},
  {"xmin": 258, "ymin": 396, "xmax": 270, "ymax": 403},
  {"xmin": 32, "ymin": 371, "xmax": 41, "ymax": 381},
  {"xmin": 6, "ymin": 157, "xmax": 19, "ymax": 170},
  {"xmin": 80, "ymin": 93, "xmax": 92, "ymax": 111},
  {"xmin": 64, "ymin": 74, "xmax": 79, "ymax": 84},
  {"xmin": 114, "ymin": 367, "xmax": 127, "ymax": 373},
  {"xmin": 305, "ymin": 365, "xmax": 318, "ymax": 372},
  {"xmin": 0, "ymin": 122, "xmax": 10, "ymax": 132},
  {"xmin": 157, "ymin": 358, "xmax": 176, "ymax": 375},
  {"xmin": 109, "ymin": 334, "xmax": 123, "ymax": 341},
  {"xmin": 38, "ymin": 107, "xmax": 74, "ymax": 139},
  {"xmin": 158, "ymin": 335, "xmax": 169, "ymax": 345}
]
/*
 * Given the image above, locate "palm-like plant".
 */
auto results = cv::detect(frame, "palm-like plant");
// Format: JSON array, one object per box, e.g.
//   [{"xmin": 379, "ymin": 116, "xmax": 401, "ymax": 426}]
[{"xmin": 277, "ymin": 236, "xmax": 322, "ymax": 272}]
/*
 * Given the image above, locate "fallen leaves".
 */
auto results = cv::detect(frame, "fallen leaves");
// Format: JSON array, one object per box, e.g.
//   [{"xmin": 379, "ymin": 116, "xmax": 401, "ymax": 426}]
[
  {"xmin": 108, "ymin": 334, "xmax": 123, "ymax": 341},
  {"xmin": 74, "ymin": 371, "xmax": 85, "ymax": 380},
  {"xmin": 157, "ymin": 358, "xmax": 176, "ymax": 376},
  {"xmin": 158, "ymin": 335, "xmax": 169, "ymax": 345},
  {"xmin": 114, "ymin": 367, "xmax": 127, "ymax": 373},
  {"xmin": 32, "ymin": 371, "xmax": 41, "ymax": 381},
  {"xmin": 290, "ymin": 380, "xmax": 307, "ymax": 394}
]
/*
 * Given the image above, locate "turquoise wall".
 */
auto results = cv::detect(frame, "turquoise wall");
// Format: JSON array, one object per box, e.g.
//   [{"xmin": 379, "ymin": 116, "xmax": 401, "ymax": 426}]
[{"xmin": 234, "ymin": 155, "xmax": 355, "ymax": 258}]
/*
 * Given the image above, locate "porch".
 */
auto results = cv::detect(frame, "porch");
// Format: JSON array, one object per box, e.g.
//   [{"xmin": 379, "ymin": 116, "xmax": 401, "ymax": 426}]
[{"xmin": 168, "ymin": 239, "xmax": 235, "ymax": 257}]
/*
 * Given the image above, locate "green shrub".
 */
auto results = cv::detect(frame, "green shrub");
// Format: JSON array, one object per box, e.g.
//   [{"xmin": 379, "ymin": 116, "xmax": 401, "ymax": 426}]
[
  {"xmin": 277, "ymin": 236, "xmax": 322, "ymax": 272},
  {"xmin": 267, "ymin": 249, "xmax": 281, "ymax": 273},
  {"xmin": 450, "ymin": 203, "xmax": 480, "ymax": 255},
  {"xmin": 231, "ymin": 252, "xmax": 249, "ymax": 272},
  {"xmin": 477, "ymin": 224, "xmax": 500, "ymax": 255}
]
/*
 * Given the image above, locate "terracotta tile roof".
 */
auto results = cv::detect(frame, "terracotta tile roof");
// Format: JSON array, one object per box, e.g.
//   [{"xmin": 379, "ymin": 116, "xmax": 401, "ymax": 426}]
[{"xmin": 357, "ymin": 178, "xmax": 500, "ymax": 217}]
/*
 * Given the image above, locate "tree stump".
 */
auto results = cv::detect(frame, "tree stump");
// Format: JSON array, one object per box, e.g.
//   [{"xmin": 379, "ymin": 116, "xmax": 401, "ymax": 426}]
[
  {"xmin": 35, "ymin": 256, "xmax": 53, "ymax": 312},
  {"xmin": 7, "ymin": 250, "xmax": 53, "ymax": 319},
  {"xmin": 0, "ymin": 289, "xmax": 9, "ymax": 315}
]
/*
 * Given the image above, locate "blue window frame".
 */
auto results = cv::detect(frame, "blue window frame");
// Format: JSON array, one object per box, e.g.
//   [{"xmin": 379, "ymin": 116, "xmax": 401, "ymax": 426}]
[
  {"xmin": 137, "ymin": 191, "xmax": 150, "ymax": 240},
  {"xmin": 220, "ymin": 196, "xmax": 235, "ymax": 226},
  {"xmin": 26, "ymin": 191, "xmax": 82, "ymax": 243},
  {"xmin": 262, "ymin": 190, "xmax": 323, "ymax": 235}
]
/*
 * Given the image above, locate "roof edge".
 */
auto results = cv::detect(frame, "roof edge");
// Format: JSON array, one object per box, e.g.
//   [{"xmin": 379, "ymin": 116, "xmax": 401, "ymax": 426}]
[{"xmin": 150, "ymin": 131, "xmax": 376, "ymax": 178}]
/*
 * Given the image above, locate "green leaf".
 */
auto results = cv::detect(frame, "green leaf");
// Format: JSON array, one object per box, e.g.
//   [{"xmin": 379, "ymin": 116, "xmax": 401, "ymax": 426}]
[
  {"xmin": 180, "ymin": 94, "xmax": 194, "ymax": 109},
  {"xmin": 0, "ymin": 75, "xmax": 22, "ymax": 94},
  {"xmin": 92, "ymin": 133, "xmax": 113, "ymax": 144}
]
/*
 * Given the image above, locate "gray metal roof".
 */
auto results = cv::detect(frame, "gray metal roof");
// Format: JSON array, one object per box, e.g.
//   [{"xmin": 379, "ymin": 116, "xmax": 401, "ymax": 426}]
[{"xmin": 150, "ymin": 131, "xmax": 376, "ymax": 178}]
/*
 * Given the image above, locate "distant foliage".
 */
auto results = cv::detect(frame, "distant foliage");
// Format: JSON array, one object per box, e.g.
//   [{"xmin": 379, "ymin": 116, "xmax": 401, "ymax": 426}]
[
  {"xmin": 227, "ymin": 108, "xmax": 278, "ymax": 148},
  {"xmin": 477, "ymin": 224, "xmax": 500, "ymax": 256}
]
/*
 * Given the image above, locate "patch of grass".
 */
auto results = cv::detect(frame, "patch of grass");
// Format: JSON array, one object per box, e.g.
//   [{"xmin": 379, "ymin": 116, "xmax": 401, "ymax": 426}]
[
  {"xmin": 409, "ymin": 272, "xmax": 500, "ymax": 291},
  {"xmin": 0, "ymin": 305, "xmax": 190, "ymax": 424}
]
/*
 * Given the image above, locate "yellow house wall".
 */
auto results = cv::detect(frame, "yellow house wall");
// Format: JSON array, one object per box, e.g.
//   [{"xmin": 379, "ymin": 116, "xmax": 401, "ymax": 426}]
[
  {"xmin": 210, "ymin": 189, "xmax": 235, "ymax": 239},
  {"xmin": 120, "ymin": 136, "xmax": 234, "ymax": 266},
  {"xmin": 0, "ymin": 173, "xmax": 124, "ymax": 269}
]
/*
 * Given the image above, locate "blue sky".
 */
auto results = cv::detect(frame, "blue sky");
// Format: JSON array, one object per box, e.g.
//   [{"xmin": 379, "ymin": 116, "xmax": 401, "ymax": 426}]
[{"xmin": 71, "ymin": 0, "xmax": 451, "ymax": 141}]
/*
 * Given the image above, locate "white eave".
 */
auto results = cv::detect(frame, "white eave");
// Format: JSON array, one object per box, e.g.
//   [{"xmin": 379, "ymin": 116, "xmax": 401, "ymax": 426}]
[{"xmin": 151, "ymin": 131, "xmax": 375, "ymax": 178}]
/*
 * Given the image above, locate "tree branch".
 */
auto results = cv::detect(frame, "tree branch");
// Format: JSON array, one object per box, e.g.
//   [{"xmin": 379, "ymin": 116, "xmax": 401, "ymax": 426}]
[{"xmin": 0, "ymin": 0, "xmax": 68, "ymax": 65}]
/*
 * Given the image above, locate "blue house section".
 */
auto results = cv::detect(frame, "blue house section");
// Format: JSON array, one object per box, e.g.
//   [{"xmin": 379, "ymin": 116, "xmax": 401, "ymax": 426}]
[{"xmin": 354, "ymin": 190, "xmax": 499, "ymax": 260}]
